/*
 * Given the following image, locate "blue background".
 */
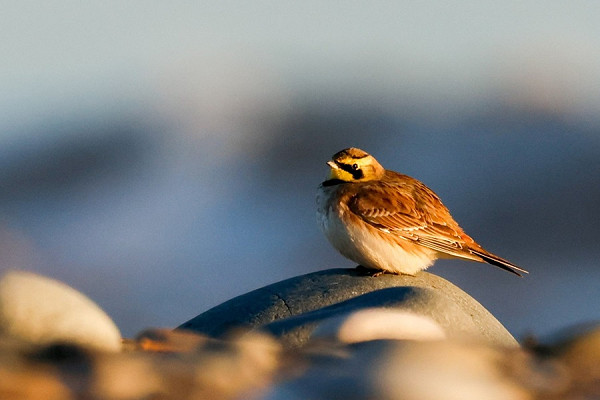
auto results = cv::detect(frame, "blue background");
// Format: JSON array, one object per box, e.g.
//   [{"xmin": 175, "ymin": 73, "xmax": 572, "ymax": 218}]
[{"xmin": 1, "ymin": 2, "xmax": 599, "ymax": 338}]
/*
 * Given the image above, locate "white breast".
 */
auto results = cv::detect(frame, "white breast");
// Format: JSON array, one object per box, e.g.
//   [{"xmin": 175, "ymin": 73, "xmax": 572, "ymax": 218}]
[{"xmin": 317, "ymin": 184, "xmax": 437, "ymax": 275}]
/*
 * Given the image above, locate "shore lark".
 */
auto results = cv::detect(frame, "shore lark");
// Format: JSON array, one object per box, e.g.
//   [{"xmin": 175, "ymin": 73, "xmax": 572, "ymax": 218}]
[{"xmin": 316, "ymin": 148, "xmax": 528, "ymax": 276}]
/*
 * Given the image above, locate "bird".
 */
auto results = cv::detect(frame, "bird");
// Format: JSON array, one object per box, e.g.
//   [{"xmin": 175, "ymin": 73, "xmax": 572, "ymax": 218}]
[{"xmin": 316, "ymin": 147, "xmax": 528, "ymax": 277}]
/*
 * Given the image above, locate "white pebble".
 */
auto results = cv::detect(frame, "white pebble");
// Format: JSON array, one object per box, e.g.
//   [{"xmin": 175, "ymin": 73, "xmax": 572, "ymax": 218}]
[
  {"xmin": 0, "ymin": 270, "xmax": 122, "ymax": 351},
  {"xmin": 312, "ymin": 308, "xmax": 446, "ymax": 343}
]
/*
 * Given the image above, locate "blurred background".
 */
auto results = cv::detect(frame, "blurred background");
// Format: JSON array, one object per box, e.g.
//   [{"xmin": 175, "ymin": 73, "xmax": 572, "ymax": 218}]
[{"xmin": 1, "ymin": 2, "xmax": 599, "ymax": 339}]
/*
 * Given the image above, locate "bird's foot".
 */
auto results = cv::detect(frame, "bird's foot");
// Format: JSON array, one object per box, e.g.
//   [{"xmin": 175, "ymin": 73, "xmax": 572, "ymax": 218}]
[{"xmin": 355, "ymin": 265, "xmax": 386, "ymax": 277}]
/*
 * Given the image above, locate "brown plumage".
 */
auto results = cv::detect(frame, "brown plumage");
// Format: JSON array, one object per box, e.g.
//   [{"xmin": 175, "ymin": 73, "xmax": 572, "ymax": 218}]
[{"xmin": 316, "ymin": 148, "xmax": 528, "ymax": 276}]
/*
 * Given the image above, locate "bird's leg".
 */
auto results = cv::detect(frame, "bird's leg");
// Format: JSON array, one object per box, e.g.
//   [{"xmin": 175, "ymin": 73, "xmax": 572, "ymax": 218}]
[{"xmin": 355, "ymin": 265, "xmax": 386, "ymax": 277}]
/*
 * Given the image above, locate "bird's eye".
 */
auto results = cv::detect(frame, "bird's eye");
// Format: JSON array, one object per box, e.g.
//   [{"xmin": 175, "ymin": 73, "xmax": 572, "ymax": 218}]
[{"xmin": 352, "ymin": 163, "xmax": 359, "ymax": 170}]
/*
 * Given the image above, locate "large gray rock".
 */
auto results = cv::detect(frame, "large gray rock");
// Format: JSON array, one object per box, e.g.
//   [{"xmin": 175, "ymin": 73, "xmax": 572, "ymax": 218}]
[{"xmin": 178, "ymin": 268, "xmax": 517, "ymax": 347}]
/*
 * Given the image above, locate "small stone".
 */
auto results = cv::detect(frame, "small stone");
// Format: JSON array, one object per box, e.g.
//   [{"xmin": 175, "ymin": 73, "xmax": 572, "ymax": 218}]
[
  {"xmin": 311, "ymin": 308, "xmax": 446, "ymax": 343},
  {"xmin": 135, "ymin": 328, "xmax": 209, "ymax": 353},
  {"xmin": 0, "ymin": 270, "xmax": 122, "ymax": 352},
  {"xmin": 538, "ymin": 323, "xmax": 600, "ymax": 398}
]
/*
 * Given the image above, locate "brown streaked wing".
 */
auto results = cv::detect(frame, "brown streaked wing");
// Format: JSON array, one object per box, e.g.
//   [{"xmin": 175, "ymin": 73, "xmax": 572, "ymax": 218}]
[{"xmin": 348, "ymin": 175, "xmax": 481, "ymax": 260}]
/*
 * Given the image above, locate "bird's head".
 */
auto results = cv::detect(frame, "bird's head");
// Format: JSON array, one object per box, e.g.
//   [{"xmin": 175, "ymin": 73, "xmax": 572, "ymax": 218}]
[{"xmin": 327, "ymin": 148, "xmax": 385, "ymax": 182}]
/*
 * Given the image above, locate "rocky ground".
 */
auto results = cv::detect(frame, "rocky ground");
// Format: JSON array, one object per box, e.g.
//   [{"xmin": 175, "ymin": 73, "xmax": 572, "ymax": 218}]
[{"xmin": 0, "ymin": 269, "xmax": 598, "ymax": 399}]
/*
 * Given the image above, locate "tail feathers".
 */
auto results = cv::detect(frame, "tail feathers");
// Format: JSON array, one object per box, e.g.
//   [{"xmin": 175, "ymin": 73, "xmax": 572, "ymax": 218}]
[{"xmin": 469, "ymin": 249, "xmax": 529, "ymax": 277}]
